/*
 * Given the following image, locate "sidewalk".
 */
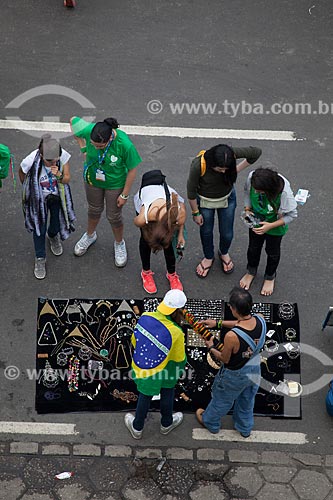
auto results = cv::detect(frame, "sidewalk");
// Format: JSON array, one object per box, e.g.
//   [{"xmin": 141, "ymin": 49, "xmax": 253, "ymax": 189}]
[{"xmin": 1, "ymin": 441, "xmax": 333, "ymax": 499}]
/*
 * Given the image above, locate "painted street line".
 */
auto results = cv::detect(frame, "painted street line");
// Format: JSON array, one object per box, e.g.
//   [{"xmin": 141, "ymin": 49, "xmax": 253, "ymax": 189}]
[
  {"xmin": 0, "ymin": 119, "xmax": 296, "ymax": 141},
  {"xmin": 0, "ymin": 422, "xmax": 78, "ymax": 435},
  {"xmin": 193, "ymin": 428, "xmax": 308, "ymax": 444}
]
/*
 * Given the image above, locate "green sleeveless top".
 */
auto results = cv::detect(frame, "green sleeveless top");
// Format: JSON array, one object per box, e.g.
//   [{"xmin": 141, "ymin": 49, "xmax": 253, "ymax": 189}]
[{"xmin": 250, "ymin": 187, "xmax": 288, "ymax": 236}]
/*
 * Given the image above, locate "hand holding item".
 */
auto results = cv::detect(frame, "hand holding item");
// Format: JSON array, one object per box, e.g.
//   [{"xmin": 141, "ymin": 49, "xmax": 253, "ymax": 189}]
[
  {"xmin": 193, "ymin": 213, "xmax": 204, "ymax": 226},
  {"xmin": 200, "ymin": 318, "xmax": 217, "ymax": 329},
  {"xmin": 204, "ymin": 337, "xmax": 214, "ymax": 349},
  {"xmin": 117, "ymin": 195, "xmax": 128, "ymax": 208},
  {"xmin": 252, "ymin": 221, "xmax": 271, "ymax": 235},
  {"xmin": 177, "ymin": 237, "xmax": 185, "ymax": 249},
  {"xmin": 50, "ymin": 165, "xmax": 61, "ymax": 178}
]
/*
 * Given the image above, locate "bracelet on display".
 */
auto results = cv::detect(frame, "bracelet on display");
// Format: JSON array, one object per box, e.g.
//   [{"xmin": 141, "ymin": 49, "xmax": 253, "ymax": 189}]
[
  {"xmin": 285, "ymin": 328, "xmax": 297, "ymax": 341},
  {"xmin": 192, "ymin": 211, "xmax": 200, "ymax": 217},
  {"xmin": 183, "ymin": 309, "xmax": 224, "ymax": 353},
  {"xmin": 120, "ymin": 193, "xmax": 129, "ymax": 200},
  {"xmin": 57, "ymin": 173, "xmax": 64, "ymax": 181},
  {"xmin": 264, "ymin": 339, "xmax": 279, "ymax": 352}
]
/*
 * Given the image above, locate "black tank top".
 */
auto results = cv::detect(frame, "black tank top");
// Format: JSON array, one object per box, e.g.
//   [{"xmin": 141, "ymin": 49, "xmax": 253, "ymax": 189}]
[{"xmin": 222, "ymin": 316, "xmax": 263, "ymax": 370}]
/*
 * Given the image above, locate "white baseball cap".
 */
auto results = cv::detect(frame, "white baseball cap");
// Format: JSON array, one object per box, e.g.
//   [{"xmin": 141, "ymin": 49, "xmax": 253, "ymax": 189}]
[{"xmin": 157, "ymin": 289, "xmax": 187, "ymax": 316}]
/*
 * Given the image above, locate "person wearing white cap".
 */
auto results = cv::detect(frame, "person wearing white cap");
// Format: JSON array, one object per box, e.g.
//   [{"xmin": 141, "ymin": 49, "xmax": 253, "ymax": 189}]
[{"xmin": 125, "ymin": 289, "xmax": 187, "ymax": 439}]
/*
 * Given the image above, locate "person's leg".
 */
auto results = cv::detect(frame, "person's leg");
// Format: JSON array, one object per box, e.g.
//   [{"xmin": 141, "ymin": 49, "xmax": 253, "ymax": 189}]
[
  {"xmin": 261, "ymin": 234, "xmax": 283, "ymax": 296},
  {"xmin": 233, "ymin": 384, "xmax": 258, "ymax": 437},
  {"xmin": 86, "ymin": 183, "xmax": 105, "ymax": 235},
  {"xmin": 164, "ymin": 245, "xmax": 176, "ymax": 275},
  {"xmin": 199, "ymin": 207, "xmax": 215, "ymax": 259},
  {"xmin": 33, "ymin": 224, "xmax": 47, "ymax": 258},
  {"xmin": 240, "ymin": 230, "xmax": 265, "ymax": 290},
  {"xmin": 105, "ymin": 188, "xmax": 123, "ymax": 242},
  {"xmin": 217, "ymin": 187, "xmax": 237, "ymax": 272},
  {"xmin": 139, "ymin": 232, "xmax": 152, "ymax": 271},
  {"xmin": 133, "ymin": 392, "xmax": 153, "ymax": 431},
  {"xmin": 197, "ymin": 207, "xmax": 215, "ymax": 277},
  {"xmin": 33, "ymin": 221, "xmax": 47, "ymax": 279},
  {"xmin": 46, "ymin": 196, "xmax": 63, "ymax": 256},
  {"xmin": 232, "ymin": 365, "xmax": 260, "ymax": 437},
  {"xmin": 160, "ymin": 387, "xmax": 175, "ymax": 428},
  {"xmin": 139, "ymin": 233, "xmax": 157, "ymax": 293},
  {"xmin": 74, "ymin": 184, "xmax": 102, "ymax": 256},
  {"xmin": 164, "ymin": 244, "xmax": 183, "ymax": 289},
  {"xmin": 200, "ymin": 368, "xmax": 243, "ymax": 433},
  {"xmin": 46, "ymin": 196, "xmax": 61, "ymax": 238},
  {"xmin": 105, "ymin": 188, "xmax": 127, "ymax": 267}
]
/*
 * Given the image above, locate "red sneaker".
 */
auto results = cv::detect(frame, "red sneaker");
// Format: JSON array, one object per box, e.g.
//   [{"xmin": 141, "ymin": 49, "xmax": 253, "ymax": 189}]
[
  {"xmin": 166, "ymin": 272, "xmax": 183, "ymax": 291},
  {"xmin": 141, "ymin": 270, "xmax": 157, "ymax": 294},
  {"xmin": 64, "ymin": 0, "xmax": 76, "ymax": 7}
]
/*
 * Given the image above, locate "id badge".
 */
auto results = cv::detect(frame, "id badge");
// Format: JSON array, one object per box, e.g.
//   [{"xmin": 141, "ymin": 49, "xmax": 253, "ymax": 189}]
[{"xmin": 96, "ymin": 169, "xmax": 106, "ymax": 182}]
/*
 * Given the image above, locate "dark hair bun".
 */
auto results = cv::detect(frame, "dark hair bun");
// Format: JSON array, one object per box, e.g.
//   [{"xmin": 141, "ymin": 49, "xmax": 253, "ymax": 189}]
[{"xmin": 104, "ymin": 117, "xmax": 119, "ymax": 129}]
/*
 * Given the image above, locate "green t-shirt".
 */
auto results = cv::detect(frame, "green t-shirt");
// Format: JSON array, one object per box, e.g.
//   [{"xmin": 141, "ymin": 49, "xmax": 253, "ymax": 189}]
[
  {"xmin": 250, "ymin": 187, "xmax": 288, "ymax": 236},
  {"xmin": 71, "ymin": 117, "xmax": 142, "ymax": 189}
]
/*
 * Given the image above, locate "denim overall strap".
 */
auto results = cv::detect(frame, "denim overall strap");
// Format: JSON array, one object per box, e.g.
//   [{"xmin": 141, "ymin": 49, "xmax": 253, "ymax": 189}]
[{"xmin": 231, "ymin": 314, "xmax": 267, "ymax": 355}]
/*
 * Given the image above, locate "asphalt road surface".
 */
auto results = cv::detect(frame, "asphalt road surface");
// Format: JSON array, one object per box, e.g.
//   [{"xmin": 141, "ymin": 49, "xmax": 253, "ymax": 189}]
[{"xmin": 0, "ymin": 0, "xmax": 333, "ymax": 455}]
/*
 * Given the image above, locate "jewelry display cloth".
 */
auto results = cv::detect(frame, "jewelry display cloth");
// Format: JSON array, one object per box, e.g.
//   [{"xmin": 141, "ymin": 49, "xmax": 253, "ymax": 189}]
[{"xmin": 35, "ymin": 298, "xmax": 301, "ymax": 419}]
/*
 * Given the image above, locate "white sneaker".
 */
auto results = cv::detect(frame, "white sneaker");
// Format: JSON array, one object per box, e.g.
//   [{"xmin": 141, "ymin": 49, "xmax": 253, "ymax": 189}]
[
  {"xmin": 160, "ymin": 412, "xmax": 183, "ymax": 435},
  {"xmin": 47, "ymin": 233, "xmax": 63, "ymax": 256},
  {"xmin": 114, "ymin": 240, "xmax": 127, "ymax": 267},
  {"xmin": 74, "ymin": 232, "xmax": 97, "ymax": 256},
  {"xmin": 34, "ymin": 258, "xmax": 46, "ymax": 279},
  {"xmin": 124, "ymin": 413, "xmax": 142, "ymax": 439}
]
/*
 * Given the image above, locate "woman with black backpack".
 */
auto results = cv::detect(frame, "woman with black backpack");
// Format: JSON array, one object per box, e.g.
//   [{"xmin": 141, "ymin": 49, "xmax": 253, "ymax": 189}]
[{"xmin": 134, "ymin": 170, "xmax": 186, "ymax": 294}]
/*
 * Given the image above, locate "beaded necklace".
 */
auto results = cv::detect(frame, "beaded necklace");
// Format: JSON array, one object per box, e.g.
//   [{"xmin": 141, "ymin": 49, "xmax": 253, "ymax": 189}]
[{"xmin": 68, "ymin": 355, "xmax": 80, "ymax": 392}]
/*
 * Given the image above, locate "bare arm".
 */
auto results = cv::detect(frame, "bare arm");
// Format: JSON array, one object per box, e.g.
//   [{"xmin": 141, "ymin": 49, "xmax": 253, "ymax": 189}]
[
  {"xmin": 117, "ymin": 168, "xmax": 137, "ymax": 208},
  {"xmin": 51, "ymin": 162, "xmax": 70, "ymax": 184},
  {"xmin": 134, "ymin": 207, "xmax": 146, "ymax": 227},
  {"xmin": 188, "ymin": 198, "xmax": 204, "ymax": 226},
  {"xmin": 236, "ymin": 159, "xmax": 251, "ymax": 173},
  {"xmin": 205, "ymin": 331, "xmax": 240, "ymax": 364},
  {"xmin": 19, "ymin": 167, "xmax": 26, "ymax": 184}
]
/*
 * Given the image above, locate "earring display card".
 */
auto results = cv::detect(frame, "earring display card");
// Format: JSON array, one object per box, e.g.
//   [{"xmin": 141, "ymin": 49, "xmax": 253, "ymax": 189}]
[{"xmin": 35, "ymin": 298, "xmax": 301, "ymax": 419}]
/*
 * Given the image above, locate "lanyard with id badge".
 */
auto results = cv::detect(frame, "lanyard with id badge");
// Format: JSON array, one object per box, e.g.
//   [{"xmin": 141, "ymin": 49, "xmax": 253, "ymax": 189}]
[{"xmin": 95, "ymin": 136, "xmax": 113, "ymax": 183}]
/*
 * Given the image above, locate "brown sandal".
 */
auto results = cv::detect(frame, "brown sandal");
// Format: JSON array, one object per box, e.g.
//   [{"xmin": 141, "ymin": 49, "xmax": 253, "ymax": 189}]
[
  {"xmin": 220, "ymin": 257, "xmax": 234, "ymax": 274},
  {"xmin": 196, "ymin": 258, "xmax": 215, "ymax": 279}
]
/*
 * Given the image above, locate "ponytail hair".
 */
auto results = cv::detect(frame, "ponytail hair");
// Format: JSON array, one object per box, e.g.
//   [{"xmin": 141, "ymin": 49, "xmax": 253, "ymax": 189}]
[{"xmin": 91, "ymin": 117, "xmax": 119, "ymax": 143}]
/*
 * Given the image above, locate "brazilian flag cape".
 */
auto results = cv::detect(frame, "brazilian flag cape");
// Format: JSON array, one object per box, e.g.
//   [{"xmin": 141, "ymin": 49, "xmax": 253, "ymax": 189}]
[{"xmin": 131, "ymin": 311, "xmax": 186, "ymax": 396}]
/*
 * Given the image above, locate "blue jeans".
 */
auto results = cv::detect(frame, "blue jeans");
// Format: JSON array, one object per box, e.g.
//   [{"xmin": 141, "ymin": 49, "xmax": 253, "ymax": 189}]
[
  {"xmin": 33, "ymin": 195, "xmax": 61, "ymax": 258},
  {"xmin": 199, "ymin": 187, "xmax": 237, "ymax": 259},
  {"xmin": 133, "ymin": 388, "xmax": 175, "ymax": 431},
  {"xmin": 202, "ymin": 360, "xmax": 261, "ymax": 435}
]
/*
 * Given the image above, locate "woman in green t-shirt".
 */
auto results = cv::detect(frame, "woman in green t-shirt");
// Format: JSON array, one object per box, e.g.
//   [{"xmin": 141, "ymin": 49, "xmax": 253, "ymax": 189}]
[
  {"xmin": 70, "ymin": 116, "xmax": 142, "ymax": 267},
  {"xmin": 240, "ymin": 168, "xmax": 297, "ymax": 296}
]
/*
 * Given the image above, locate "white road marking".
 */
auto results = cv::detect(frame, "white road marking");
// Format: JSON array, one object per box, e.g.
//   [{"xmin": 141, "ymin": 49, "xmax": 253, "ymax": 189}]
[
  {"xmin": 0, "ymin": 422, "xmax": 78, "ymax": 435},
  {"xmin": 193, "ymin": 428, "xmax": 308, "ymax": 444},
  {"xmin": 0, "ymin": 119, "xmax": 297, "ymax": 141}
]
